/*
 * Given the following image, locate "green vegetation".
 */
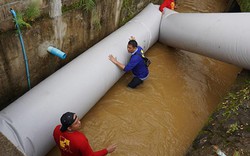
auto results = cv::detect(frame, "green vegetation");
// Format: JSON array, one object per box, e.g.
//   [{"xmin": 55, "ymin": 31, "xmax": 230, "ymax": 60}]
[
  {"xmin": 237, "ymin": 0, "xmax": 250, "ymax": 12},
  {"xmin": 15, "ymin": 2, "xmax": 40, "ymax": 29},
  {"xmin": 15, "ymin": 12, "xmax": 31, "ymax": 29},
  {"xmin": 119, "ymin": 0, "xmax": 137, "ymax": 26},
  {"xmin": 81, "ymin": 0, "xmax": 95, "ymax": 12},
  {"xmin": 62, "ymin": 0, "xmax": 99, "ymax": 30},
  {"xmin": 92, "ymin": 11, "xmax": 101, "ymax": 30},
  {"xmin": 190, "ymin": 71, "xmax": 250, "ymax": 155},
  {"xmin": 199, "ymin": 77, "xmax": 250, "ymax": 137},
  {"xmin": 246, "ymin": 125, "xmax": 250, "ymax": 132},
  {"xmin": 226, "ymin": 122, "xmax": 239, "ymax": 134},
  {"xmin": 23, "ymin": 2, "xmax": 41, "ymax": 21},
  {"xmin": 233, "ymin": 151, "xmax": 240, "ymax": 156},
  {"xmin": 62, "ymin": 3, "xmax": 80, "ymax": 13},
  {"xmin": 220, "ymin": 80, "xmax": 250, "ymax": 119},
  {"xmin": 62, "ymin": 0, "xmax": 96, "ymax": 13}
]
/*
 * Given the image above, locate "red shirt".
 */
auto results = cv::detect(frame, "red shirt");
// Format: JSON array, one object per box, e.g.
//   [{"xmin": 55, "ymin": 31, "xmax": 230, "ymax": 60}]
[
  {"xmin": 53, "ymin": 125, "xmax": 108, "ymax": 156},
  {"xmin": 159, "ymin": 0, "xmax": 175, "ymax": 12}
]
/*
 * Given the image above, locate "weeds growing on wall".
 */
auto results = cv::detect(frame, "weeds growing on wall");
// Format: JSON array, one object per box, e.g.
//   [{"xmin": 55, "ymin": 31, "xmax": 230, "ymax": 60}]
[
  {"xmin": 119, "ymin": 0, "xmax": 138, "ymax": 26},
  {"xmin": 81, "ymin": 0, "xmax": 95, "ymax": 12},
  {"xmin": 15, "ymin": 12, "xmax": 31, "ymax": 29},
  {"xmin": 221, "ymin": 80, "xmax": 250, "ymax": 119},
  {"xmin": 236, "ymin": 0, "xmax": 250, "ymax": 11},
  {"xmin": 201, "ymin": 77, "xmax": 250, "ymax": 137},
  {"xmin": 23, "ymin": 2, "xmax": 41, "ymax": 22},
  {"xmin": 92, "ymin": 11, "xmax": 101, "ymax": 30},
  {"xmin": 15, "ymin": 2, "xmax": 40, "ymax": 29},
  {"xmin": 226, "ymin": 122, "xmax": 239, "ymax": 134},
  {"xmin": 62, "ymin": 0, "xmax": 96, "ymax": 13}
]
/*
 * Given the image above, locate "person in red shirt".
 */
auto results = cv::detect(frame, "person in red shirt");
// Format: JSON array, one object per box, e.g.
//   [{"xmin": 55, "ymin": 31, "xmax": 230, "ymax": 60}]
[
  {"xmin": 53, "ymin": 112, "xmax": 117, "ymax": 156},
  {"xmin": 159, "ymin": 0, "xmax": 175, "ymax": 12}
]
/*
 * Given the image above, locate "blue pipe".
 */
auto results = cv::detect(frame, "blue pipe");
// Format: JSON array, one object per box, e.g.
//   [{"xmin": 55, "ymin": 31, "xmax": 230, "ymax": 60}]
[
  {"xmin": 10, "ymin": 8, "xmax": 31, "ymax": 90},
  {"xmin": 47, "ymin": 46, "xmax": 67, "ymax": 59}
]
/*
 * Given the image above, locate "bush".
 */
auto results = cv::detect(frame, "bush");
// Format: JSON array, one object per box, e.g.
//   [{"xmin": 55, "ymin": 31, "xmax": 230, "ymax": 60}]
[{"xmin": 237, "ymin": 0, "xmax": 250, "ymax": 12}]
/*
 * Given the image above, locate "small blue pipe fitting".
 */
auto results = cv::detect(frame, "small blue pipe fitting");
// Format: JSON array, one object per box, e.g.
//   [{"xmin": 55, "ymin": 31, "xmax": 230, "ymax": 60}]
[{"xmin": 47, "ymin": 46, "xmax": 67, "ymax": 59}]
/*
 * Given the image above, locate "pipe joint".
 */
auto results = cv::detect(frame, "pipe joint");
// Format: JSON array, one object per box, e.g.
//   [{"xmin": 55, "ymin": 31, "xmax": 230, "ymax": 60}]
[{"xmin": 47, "ymin": 46, "xmax": 67, "ymax": 59}]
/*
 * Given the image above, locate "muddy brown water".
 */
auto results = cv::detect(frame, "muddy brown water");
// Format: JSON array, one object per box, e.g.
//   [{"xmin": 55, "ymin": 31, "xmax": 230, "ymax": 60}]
[
  {"xmin": 47, "ymin": 0, "xmax": 240, "ymax": 156},
  {"xmin": 47, "ymin": 43, "xmax": 240, "ymax": 156}
]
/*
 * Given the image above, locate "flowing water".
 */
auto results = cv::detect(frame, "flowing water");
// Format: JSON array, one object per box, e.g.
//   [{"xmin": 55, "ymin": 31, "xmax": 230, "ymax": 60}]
[
  {"xmin": 47, "ymin": 0, "xmax": 240, "ymax": 155},
  {"xmin": 49, "ymin": 0, "xmax": 62, "ymax": 18}
]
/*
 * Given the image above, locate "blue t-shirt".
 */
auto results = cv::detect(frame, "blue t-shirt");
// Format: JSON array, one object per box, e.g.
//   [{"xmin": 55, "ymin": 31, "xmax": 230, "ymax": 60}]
[{"xmin": 123, "ymin": 46, "xmax": 149, "ymax": 79}]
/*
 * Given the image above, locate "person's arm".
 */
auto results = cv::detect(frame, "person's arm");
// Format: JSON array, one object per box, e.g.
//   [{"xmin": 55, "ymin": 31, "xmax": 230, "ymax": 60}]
[
  {"xmin": 106, "ymin": 144, "xmax": 117, "ymax": 154},
  {"xmin": 79, "ymin": 134, "xmax": 117, "ymax": 156},
  {"xmin": 123, "ymin": 55, "xmax": 140, "ymax": 72},
  {"xmin": 53, "ymin": 125, "xmax": 61, "ymax": 147},
  {"xmin": 170, "ymin": 2, "xmax": 175, "ymax": 10},
  {"xmin": 79, "ymin": 137, "xmax": 108, "ymax": 156},
  {"xmin": 109, "ymin": 54, "xmax": 125, "ymax": 70},
  {"xmin": 212, "ymin": 145, "xmax": 227, "ymax": 156},
  {"xmin": 93, "ymin": 149, "xmax": 108, "ymax": 156},
  {"xmin": 80, "ymin": 143, "xmax": 108, "ymax": 156},
  {"xmin": 94, "ymin": 144, "xmax": 117, "ymax": 156}
]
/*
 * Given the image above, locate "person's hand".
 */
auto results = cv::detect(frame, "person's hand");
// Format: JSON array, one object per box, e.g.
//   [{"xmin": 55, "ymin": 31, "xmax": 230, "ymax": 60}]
[
  {"xmin": 212, "ymin": 145, "xmax": 219, "ymax": 151},
  {"xmin": 107, "ymin": 144, "xmax": 117, "ymax": 153},
  {"xmin": 108, "ymin": 54, "xmax": 117, "ymax": 64},
  {"xmin": 108, "ymin": 54, "xmax": 125, "ymax": 69},
  {"xmin": 129, "ymin": 36, "xmax": 136, "ymax": 40}
]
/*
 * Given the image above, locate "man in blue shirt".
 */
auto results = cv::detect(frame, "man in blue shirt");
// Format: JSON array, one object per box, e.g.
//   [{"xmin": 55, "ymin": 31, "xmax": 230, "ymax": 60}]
[{"xmin": 109, "ymin": 39, "xmax": 149, "ymax": 88}]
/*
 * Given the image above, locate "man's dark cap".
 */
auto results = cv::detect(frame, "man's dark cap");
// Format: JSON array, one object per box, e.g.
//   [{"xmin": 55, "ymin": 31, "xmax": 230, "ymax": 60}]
[{"xmin": 60, "ymin": 112, "xmax": 75, "ymax": 132}]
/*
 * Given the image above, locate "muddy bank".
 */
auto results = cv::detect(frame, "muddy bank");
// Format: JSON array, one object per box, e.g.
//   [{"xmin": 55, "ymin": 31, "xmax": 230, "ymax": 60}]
[
  {"xmin": 0, "ymin": 133, "xmax": 23, "ymax": 156},
  {"xmin": 186, "ymin": 69, "xmax": 250, "ymax": 156},
  {"xmin": 186, "ymin": 0, "xmax": 250, "ymax": 155}
]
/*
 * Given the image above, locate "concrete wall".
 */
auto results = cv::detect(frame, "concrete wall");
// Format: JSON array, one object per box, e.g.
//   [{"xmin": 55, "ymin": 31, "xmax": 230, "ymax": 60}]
[{"xmin": 0, "ymin": 0, "xmax": 161, "ymax": 109}]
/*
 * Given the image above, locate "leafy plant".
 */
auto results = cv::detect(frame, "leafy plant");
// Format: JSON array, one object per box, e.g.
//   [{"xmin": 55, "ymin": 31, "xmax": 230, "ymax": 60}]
[
  {"xmin": 92, "ymin": 11, "xmax": 101, "ymax": 30},
  {"xmin": 226, "ymin": 122, "xmax": 239, "ymax": 134},
  {"xmin": 236, "ymin": 0, "xmax": 250, "ymax": 12},
  {"xmin": 15, "ymin": 12, "xmax": 31, "ymax": 29},
  {"xmin": 82, "ymin": 0, "xmax": 95, "ymax": 12},
  {"xmin": 14, "ymin": 2, "xmax": 40, "ymax": 29},
  {"xmin": 62, "ymin": 0, "xmax": 96, "ymax": 13},
  {"xmin": 233, "ymin": 150, "xmax": 240, "ymax": 156},
  {"xmin": 119, "ymin": 0, "xmax": 137, "ymax": 26},
  {"xmin": 221, "ymin": 83, "xmax": 250, "ymax": 119}
]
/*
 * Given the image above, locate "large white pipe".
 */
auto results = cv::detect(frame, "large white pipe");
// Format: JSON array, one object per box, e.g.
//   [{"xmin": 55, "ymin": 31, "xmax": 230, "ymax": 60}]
[
  {"xmin": 0, "ymin": 4, "xmax": 161, "ymax": 156},
  {"xmin": 159, "ymin": 9, "xmax": 250, "ymax": 70}
]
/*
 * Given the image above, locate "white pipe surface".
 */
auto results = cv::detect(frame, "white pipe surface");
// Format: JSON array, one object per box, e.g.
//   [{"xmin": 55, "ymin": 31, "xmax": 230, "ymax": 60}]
[
  {"xmin": 0, "ymin": 4, "xmax": 161, "ymax": 156},
  {"xmin": 159, "ymin": 9, "xmax": 250, "ymax": 70}
]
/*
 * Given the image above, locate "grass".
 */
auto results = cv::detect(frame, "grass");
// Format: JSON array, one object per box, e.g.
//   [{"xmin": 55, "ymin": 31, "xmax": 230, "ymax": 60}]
[
  {"xmin": 246, "ymin": 125, "xmax": 250, "ymax": 132},
  {"xmin": 15, "ymin": 12, "xmax": 31, "ymax": 29},
  {"xmin": 15, "ymin": 2, "xmax": 40, "ymax": 29},
  {"xmin": 119, "ymin": 0, "xmax": 137, "ymax": 26},
  {"xmin": 82, "ymin": 0, "xmax": 95, "ymax": 12},
  {"xmin": 92, "ymin": 11, "xmax": 101, "ymax": 30},
  {"xmin": 23, "ymin": 2, "xmax": 40, "ymax": 21},
  {"xmin": 200, "ymin": 77, "xmax": 250, "ymax": 137},
  {"xmin": 62, "ymin": 0, "xmax": 96, "ymax": 13},
  {"xmin": 220, "ymin": 80, "xmax": 250, "ymax": 119},
  {"xmin": 226, "ymin": 122, "xmax": 239, "ymax": 134}
]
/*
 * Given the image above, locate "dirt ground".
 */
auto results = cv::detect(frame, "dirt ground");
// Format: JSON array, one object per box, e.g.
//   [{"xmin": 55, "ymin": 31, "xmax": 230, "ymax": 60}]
[
  {"xmin": 186, "ymin": 69, "xmax": 250, "ymax": 156},
  {"xmin": 0, "ymin": 132, "xmax": 23, "ymax": 156}
]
